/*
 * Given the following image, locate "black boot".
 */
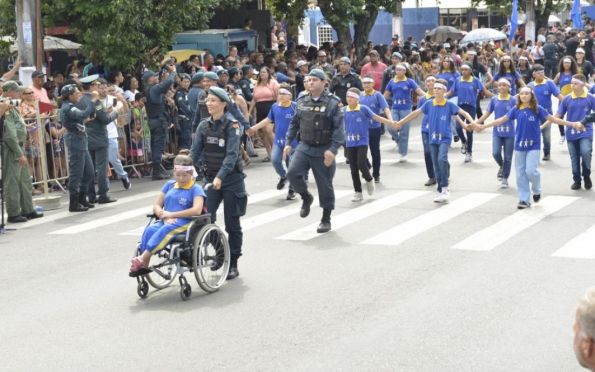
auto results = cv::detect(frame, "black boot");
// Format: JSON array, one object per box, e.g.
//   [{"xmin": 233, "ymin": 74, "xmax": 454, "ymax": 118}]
[
  {"xmin": 78, "ymin": 192, "xmax": 95, "ymax": 209},
  {"xmin": 317, "ymin": 208, "xmax": 332, "ymax": 233},
  {"xmin": 152, "ymin": 166, "xmax": 170, "ymax": 180},
  {"xmin": 299, "ymin": 191, "xmax": 314, "ymax": 218},
  {"xmin": 69, "ymin": 194, "xmax": 88, "ymax": 212},
  {"xmin": 227, "ymin": 255, "xmax": 240, "ymax": 280}
]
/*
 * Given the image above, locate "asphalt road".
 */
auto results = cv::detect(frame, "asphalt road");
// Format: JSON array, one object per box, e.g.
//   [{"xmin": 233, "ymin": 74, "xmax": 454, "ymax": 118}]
[{"xmin": 1, "ymin": 101, "xmax": 593, "ymax": 371}]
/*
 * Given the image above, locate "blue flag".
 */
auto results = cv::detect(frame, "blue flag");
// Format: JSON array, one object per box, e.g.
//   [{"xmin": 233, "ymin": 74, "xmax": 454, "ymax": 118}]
[
  {"xmin": 571, "ymin": 0, "xmax": 582, "ymax": 29},
  {"xmin": 509, "ymin": 0, "xmax": 518, "ymax": 43}
]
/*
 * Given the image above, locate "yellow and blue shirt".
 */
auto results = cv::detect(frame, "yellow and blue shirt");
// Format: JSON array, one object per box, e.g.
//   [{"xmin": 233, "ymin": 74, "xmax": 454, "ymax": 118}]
[
  {"xmin": 161, "ymin": 180, "xmax": 207, "ymax": 224},
  {"xmin": 557, "ymin": 90, "xmax": 595, "ymax": 141},
  {"xmin": 418, "ymin": 92, "xmax": 433, "ymax": 133},
  {"xmin": 359, "ymin": 90, "xmax": 388, "ymax": 129},
  {"xmin": 437, "ymin": 70, "xmax": 461, "ymax": 93},
  {"xmin": 493, "ymin": 71, "xmax": 522, "ymax": 95},
  {"xmin": 452, "ymin": 76, "xmax": 485, "ymax": 108},
  {"xmin": 267, "ymin": 101, "xmax": 298, "ymax": 148},
  {"xmin": 385, "ymin": 77, "xmax": 419, "ymax": 110},
  {"xmin": 486, "ymin": 95, "xmax": 517, "ymax": 138},
  {"xmin": 528, "ymin": 79, "xmax": 560, "ymax": 112},
  {"xmin": 420, "ymin": 98, "xmax": 460, "ymax": 145},
  {"xmin": 506, "ymin": 105, "xmax": 548, "ymax": 151},
  {"xmin": 558, "ymin": 72, "xmax": 573, "ymax": 96},
  {"xmin": 343, "ymin": 104, "xmax": 375, "ymax": 147}
]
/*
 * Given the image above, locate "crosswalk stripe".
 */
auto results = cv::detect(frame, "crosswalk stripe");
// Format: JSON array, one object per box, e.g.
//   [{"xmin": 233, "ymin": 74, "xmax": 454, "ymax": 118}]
[
  {"xmin": 51, "ymin": 206, "xmax": 151, "ymax": 235},
  {"xmin": 276, "ymin": 190, "xmax": 430, "ymax": 241},
  {"xmin": 362, "ymin": 192, "xmax": 498, "ymax": 246},
  {"xmin": 451, "ymin": 196, "xmax": 579, "ymax": 251},
  {"xmin": 551, "ymin": 224, "xmax": 595, "ymax": 259}
]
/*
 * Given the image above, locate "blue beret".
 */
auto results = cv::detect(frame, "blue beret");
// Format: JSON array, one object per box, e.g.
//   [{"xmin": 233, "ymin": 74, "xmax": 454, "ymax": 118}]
[
  {"xmin": 392, "ymin": 52, "xmax": 403, "ymax": 59},
  {"xmin": 191, "ymin": 72, "xmax": 204, "ymax": 83},
  {"xmin": 204, "ymin": 72, "xmax": 218, "ymax": 81},
  {"xmin": 208, "ymin": 87, "xmax": 231, "ymax": 104},
  {"xmin": 142, "ymin": 70, "xmax": 158, "ymax": 82},
  {"xmin": 339, "ymin": 57, "xmax": 351, "ymax": 64},
  {"xmin": 228, "ymin": 67, "xmax": 239, "ymax": 76},
  {"xmin": 61, "ymin": 84, "xmax": 78, "ymax": 96},
  {"xmin": 307, "ymin": 69, "xmax": 327, "ymax": 81},
  {"xmin": 217, "ymin": 69, "xmax": 229, "ymax": 76},
  {"xmin": 241, "ymin": 64, "xmax": 253, "ymax": 72},
  {"xmin": 182, "ymin": 73, "xmax": 191, "ymax": 80}
]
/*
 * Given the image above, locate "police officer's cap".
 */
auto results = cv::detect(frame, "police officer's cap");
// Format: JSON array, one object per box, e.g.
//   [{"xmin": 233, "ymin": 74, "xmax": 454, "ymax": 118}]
[
  {"xmin": 142, "ymin": 70, "xmax": 158, "ymax": 82},
  {"xmin": 2, "ymin": 81, "xmax": 25, "ymax": 92},
  {"xmin": 217, "ymin": 69, "xmax": 229, "ymax": 76},
  {"xmin": 241, "ymin": 64, "xmax": 253, "ymax": 72},
  {"xmin": 208, "ymin": 87, "xmax": 231, "ymax": 104},
  {"xmin": 80, "ymin": 74, "xmax": 100, "ymax": 84},
  {"xmin": 204, "ymin": 72, "xmax": 218, "ymax": 81},
  {"xmin": 228, "ymin": 67, "xmax": 239, "ymax": 76},
  {"xmin": 307, "ymin": 69, "xmax": 327, "ymax": 81},
  {"xmin": 61, "ymin": 84, "xmax": 78, "ymax": 96},
  {"xmin": 191, "ymin": 72, "xmax": 204, "ymax": 83},
  {"xmin": 339, "ymin": 57, "xmax": 351, "ymax": 65}
]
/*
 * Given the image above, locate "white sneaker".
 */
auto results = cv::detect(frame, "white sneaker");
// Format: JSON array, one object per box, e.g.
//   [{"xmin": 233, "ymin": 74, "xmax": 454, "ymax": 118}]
[
  {"xmin": 366, "ymin": 180, "xmax": 375, "ymax": 196},
  {"xmin": 500, "ymin": 179, "xmax": 509, "ymax": 189},
  {"xmin": 433, "ymin": 188, "xmax": 450, "ymax": 203},
  {"xmin": 559, "ymin": 136, "xmax": 566, "ymax": 144},
  {"xmin": 351, "ymin": 192, "xmax": 363, "ymax": 202},
  {"xmin": 399, "ymin": 154, "xmax": 408, "ymax": 163}
]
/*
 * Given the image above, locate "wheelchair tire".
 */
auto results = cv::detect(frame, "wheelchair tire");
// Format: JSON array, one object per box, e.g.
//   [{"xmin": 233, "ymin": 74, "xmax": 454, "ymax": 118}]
[
  {"xmin": 143, "ymin": 246, "xmax": 177, "ymax": 290},
  {"xmin": 192, "ymin": 224, "xmax": 230, "ymax": 293}
]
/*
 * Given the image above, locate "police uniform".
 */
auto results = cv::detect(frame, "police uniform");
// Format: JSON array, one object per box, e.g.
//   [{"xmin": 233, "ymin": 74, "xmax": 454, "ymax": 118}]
[
  {"xmin": 77, "ymin": 75, "xmax": 119, "ymax": 203},
  {"xmin": 143, "ymin": 69, "xmax": 176, "ymax": 179},
  {"xmin": 188, "ymin": 72, "xmax": 204, "ymax": 118},
  {"xmin": 189, "ymin": 87, "xmax": 247, "ymax": 279},
  {"xmin": 191, "ymin": 71, "xmax": 218, "ymax": 134},
  {"xmin": 285, "ymin": 69, "xmax": 345, "ymax": 233},
  {"xmin": 1, "ymin": 82, "xmax": 42, "ymax": 222},
  {"xmin": 175, "ymin": 79, "xmax": 193, "ymax": 150},
  {"xmin": 329, "ymin": 67, "xmax": 364, "ymax": 105},
  {"xmin": 59, "ymin": 84, "xmax": 99, "ymax": 212},
  {"xmin": 239, "ymin": 65, "xmax": 254, "ymax": 102}
]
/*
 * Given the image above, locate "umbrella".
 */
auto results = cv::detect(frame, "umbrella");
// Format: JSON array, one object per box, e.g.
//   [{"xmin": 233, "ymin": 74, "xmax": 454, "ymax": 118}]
[
  {"xmin": 427, "ymin": 26, "xmax": 463, "ymax": 43},
  {"xmin": 548, "ymin": 15, "xmax": 562, "ymax": 24},
  {"xmin": 9, "ymin": 35, "xmax": 82, "ymax": 52},
  {"xmin": 460, "ymin": 28, "xmax": 507, "ymax": 44}
]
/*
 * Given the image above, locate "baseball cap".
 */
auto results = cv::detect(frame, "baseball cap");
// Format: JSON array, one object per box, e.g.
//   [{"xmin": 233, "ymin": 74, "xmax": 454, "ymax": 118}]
[
  {"xmin": 296, "ymin": 60, "xmax": 310, "ymax": 68},
  {"xmin": 369, "ymin": 50, "xmax": 379, "ymax": 56},
  {"xmin": 31, "ymin": 70, "xmax": 45, "ymax": 78},
  {"xmin": 142, "ymin": 70, "xmax": 158, "ymax": 82},
  {"xmin": 2, "ymin": 81, "xmax": 25, "ymax": 92}
]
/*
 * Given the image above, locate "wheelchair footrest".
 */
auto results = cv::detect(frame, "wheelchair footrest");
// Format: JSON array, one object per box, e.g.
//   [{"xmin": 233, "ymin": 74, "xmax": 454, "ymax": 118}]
[{"xmin": 129, "ymin": 267, "xmax": 153, "ymax": 277}]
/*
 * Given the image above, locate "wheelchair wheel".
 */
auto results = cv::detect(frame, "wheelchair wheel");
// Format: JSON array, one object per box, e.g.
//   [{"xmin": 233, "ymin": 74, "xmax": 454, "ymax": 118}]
[
  {"xmin": 192, "ymin": 224, "xmax": 230, "ymax": 293},
  {"xmin": 144, "ymin": 247, "xmax": 178, "ymax": 290}
]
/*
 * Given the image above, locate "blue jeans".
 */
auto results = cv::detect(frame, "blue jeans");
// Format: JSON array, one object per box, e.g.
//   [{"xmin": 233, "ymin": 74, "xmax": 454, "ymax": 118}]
[
  {"xmin": 368, "ymin": 127, "xmax": 381, "ymax": 178},
  {"xmin": 271, "ymin": 145, "xmax": 294, "ymax": 191},
  {"xmin": 544, "ymin": 60, "xmax": 558, "ymax": 79},
  {"xmin": 515, "ymin": 150, "xmax": 541, "ymax": 204},
  {"xmin": 448, "ymin": 96, "xmax": 458, "ymax": 139},
  {"xmin": 387, "ymin": 109, "xmax": 412, "ymax": 155},
  {"xmin": 567, "ymin": 138, "xmax": 593, "ymax": 183},
  {"xmin": 457, "ymin": 103, "xmax": 476, "ymax": 153},
  {"xmin": 108, "ymin": 137, "xmax": 128, "ymax": 179},
  {"xmin": 492, "ymin": 136, "xmax": 515, "ymax": 179},
  {"xmin": 421, "ymin": 131, "xmax": 435, "ymax": 178},
  {"xmin": 541, "ymin": 118, "xmax": 552, "ymax": 154},
  {"xmin": 429, "ymin": 143, "xmax": 449, "ymax": 192}
]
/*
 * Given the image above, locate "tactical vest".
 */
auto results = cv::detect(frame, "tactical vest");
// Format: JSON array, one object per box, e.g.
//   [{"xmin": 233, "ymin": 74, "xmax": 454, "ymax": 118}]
[
  {"xmin": 144, "ymin": 85, "xmax": 165, "ymax": 119},
  {"xmin": 202, "ymin": 117, "xmax": 243, "ymax": 178},
  {"xmin": 198, "ymin": 90, "xmax": 209, "ymax": 122},
  {"xmin": 298, "ymin": 93, "xmax": 335, "ymax": 146}
]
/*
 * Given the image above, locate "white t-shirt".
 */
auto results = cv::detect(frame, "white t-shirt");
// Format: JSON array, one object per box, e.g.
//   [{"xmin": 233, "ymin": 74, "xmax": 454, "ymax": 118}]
[
  {"xmin": 123, "ymin": 89, "xmax": 138, "ymax": 103},
  {"xmin": 104, "ymin": 95, "xmax": 122, "ymax": 139}
]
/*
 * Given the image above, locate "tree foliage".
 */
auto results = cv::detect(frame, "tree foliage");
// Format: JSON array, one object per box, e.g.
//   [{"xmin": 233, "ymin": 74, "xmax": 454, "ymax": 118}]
[{"xmin": 0, "ymin": 0, "xmax": 242, "ymax": 68}]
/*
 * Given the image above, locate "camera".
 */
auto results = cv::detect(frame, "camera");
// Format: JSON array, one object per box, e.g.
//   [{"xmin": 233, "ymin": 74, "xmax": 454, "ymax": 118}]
[{"xmin": 0, "ymin": 98, "xmax": 21, "ymax": 107}]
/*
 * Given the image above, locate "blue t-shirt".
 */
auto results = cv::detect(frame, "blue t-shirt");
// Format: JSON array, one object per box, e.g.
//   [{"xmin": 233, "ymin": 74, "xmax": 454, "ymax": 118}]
[
  {"xmin": 267, "ymin": 102, "xmax": 298, "ymax": 148},
  {"xmin": 559, "ymin": 72, "xmax": 573, "ymax": 96},
  {"xmin": 276, "ymin": 72, "xmax": 289, "ymax": 84},
  {"xmin": 453, "ymin": 76, "xmax": 485, "ymax": 108},
  {"xmin": 418, "ymin": 93, "xmax": 433, "ymax": 133},
  {"xmin": 161, "ymin": 180, "xmax": 207, "ymax": 224},
  {"xmin": 437, "ymin": 71, "xmax": 461, "ymax": 93},
  {"xmin": 556, "ymin": 91, "xmax": 595, "ymax": 141},
  {"xmin": 359, "ymin": 91, "xmax": 388, "ymax": 129},
  {"xmin": 385, "ymin": 77, "xmax": 419, "ymax": 110},
  {"xmin": 343, "ymin": 104, "xmax": 375, "ymax": 147},
  {"xmin": 529, "ymin": 79, "xmax": 560, "ymax": 112},
  {"xmin": 493, "ymin": 71, "xmax": 522, "ymax": 95},
  {"xmin": 506, "ymin": 105, "xmax": 548, "ymax": 151},
  {"xmin": 421, "ymin": 98, "xmax": 460, "ymax": 145},
  {"xmin": 486, "ymin": 95, "xmax": 517, "ymax": 138}
]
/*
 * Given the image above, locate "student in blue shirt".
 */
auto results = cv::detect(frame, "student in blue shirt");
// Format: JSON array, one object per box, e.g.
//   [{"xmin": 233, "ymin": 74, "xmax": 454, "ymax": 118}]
[
  {"xmin": 130, "ymin": 154, "xmax": 206, "ymax": 275},
  {"xmin": 360, "ymin": 74, "xmax": 392, "ymax": 183},
  {"xmin": 480, "ymin": 86, "xmax": 578, "ymax": 209},
  {"xmin": 438, "ymin": 57, "xmax": 462, "ymax": 143},
  {"xmin": 554, "ymin": 56, "xmax": 579, "ymax": 143},
  {"xmin": 383, "ymin": 63, "xmax": 425, "ymax": 162},
  {"xmin": 418, "ymin": 75, "xmax": 437, "ymax": 186},
  {"xmin": 487, "ymin": 55, "xmax": 525, "ymax": 95},
  {"xmin": 451, "ymin": 63, "xmax": 494, "ymax": 162},
  {"xmin": 548, "ymin": 74, "xmax": 595, "ymax": 190},
  {"xmin": 247, "ymin": 83, "xmax": 298, "ymax": 200},
  {"xmin": 528, "ymin": 64, "xmax": 564, "ymax": 161},
  {"xmin": 477, "ymin": 78, "xmax": 517, "ymax": 189},
  {"xmin": 393, "ymin": 79, "xmax": 476, "ymax": 203},
  {"xmin": 344, "ymin": 88, "xmax": 395, "ymax": 202}
]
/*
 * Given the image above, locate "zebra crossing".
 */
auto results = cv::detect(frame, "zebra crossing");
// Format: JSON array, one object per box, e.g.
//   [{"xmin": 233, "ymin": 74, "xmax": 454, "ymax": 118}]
[{"xmin": 19, "ymin": 184, "xmax": 595, "ymax": 260}]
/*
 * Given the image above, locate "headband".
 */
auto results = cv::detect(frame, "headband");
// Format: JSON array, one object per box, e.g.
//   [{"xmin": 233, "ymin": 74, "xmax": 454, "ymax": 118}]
[
  {"xmin": 572, "ymin": 78, "xmax": 585, "ymax": 85},
  {"xmin": 425, "ymin": 76, "xmax": 436, "ymax": 82},
  {"xmin": 563, "ymin": 58, "xmax": 572, "ymax": 63},
  {"xmin": 501, "ymin": 55, "xmax": 512, "ymax": 61},
  {"xmin": 520, "ymin": 87, "xmax": 533, "ymax": 93},
  {"xmin": 460, "ymin": 64, "xmax": 471, "ymax": 70},
  {"xmin": 395, "ymin": 65, "xmax": 407, "ymax": 71},
  {"xmin": 362, "ymin": 77, "xmax": 375, "ymax": 83},
  {"xmin": 434, "ymin": 83, "xmax": 447, "ymax": 90},
  {"xmin": 467, "ymin": 50, "xmax": 477, "ymax": 55},
  {"xmin": 519, "ymin": 56, "xmax": 529, "ymax": 61},
  {"xmin": 532, "ymin": 69, "xmax": 545, "ymax": 75},
  {"xmin": 577, "ymin": 48, "xmax": 586, "ymax": 54},
  {"xmin": 347, "ymin": 91, "xmax": 360, "ymax": 99},
  {"xmin": 278, "ymin": 88, "xmax": 292, "ymax": 95},
  {"xmin": 174, "ymin": 165, "xmax": 194, "ymax": 171},
  {"xmin": 497, "ymin": 78, "xmax": 511, "ymax": 86},
  {"xmin": 445, "ymin": 57, "xmax": 454, "ymax": 62}
]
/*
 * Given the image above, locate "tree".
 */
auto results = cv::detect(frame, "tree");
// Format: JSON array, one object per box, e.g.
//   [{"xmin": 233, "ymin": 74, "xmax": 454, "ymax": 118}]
[
  {"xmin": 0, "ymin": 0, "xmax": 242, "ymax": 69},
  {"xmin": 471, "ymin": 0, "xmax": 566, "ymax": 40},
  {"xmin": 269, "ymin": 0, "xmax": 403, "ymax": 61}
]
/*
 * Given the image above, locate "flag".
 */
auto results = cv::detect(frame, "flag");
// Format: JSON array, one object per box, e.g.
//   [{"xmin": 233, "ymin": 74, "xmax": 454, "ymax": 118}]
[
  {"xmin": 509, "ymin": 0, "xmax": 518, "ymax": 44},
  {"xmin": 571, "ymin": 0, "xmax": 582, "ymax": 29}
]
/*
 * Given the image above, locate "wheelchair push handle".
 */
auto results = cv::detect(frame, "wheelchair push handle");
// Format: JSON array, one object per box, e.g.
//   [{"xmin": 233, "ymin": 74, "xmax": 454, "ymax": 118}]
[{"xmin": 203, "ymin": 183, "xmax": 213, "ymax": 190}]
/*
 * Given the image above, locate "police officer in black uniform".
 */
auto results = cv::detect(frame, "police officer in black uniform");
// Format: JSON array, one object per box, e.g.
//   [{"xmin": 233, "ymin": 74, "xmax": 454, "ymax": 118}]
[
  {"xmin": 188, "ymin": 72, "xmax": 204, "ymax": 124},
  {"xmin": 238, "ymin": 65, "xmax": 254, "ymax": 102},
  {"xmin": 380, "ymin": 52, "xmax": 403, "ymax": 94},
  {"xmin": 228, "ymin": 67, "xmax": 244, "ymax": 98},
  {"xmin": 190, "ymin": 87, "xmax": 247, "ymax": 279},
  {"xmin": 284, "ymin": 69, "xmax": 345, "ymax": 233},
  {"xmin": 329, "ymin": 57, "xmax": 363, "ymax": 105},
  {"xmin": 217, "ymin": 69, "xmax": 229, "ymax": 89},
  {"xmin": 143, "ymin": 62, "xmax": 177, "ymax": 180},
  {"xmin": 175, "ymin": 73, "xmax": 193, "ymax": 149},
  {"xmin": 191, "ymin": 71, "xmax": 218, "ymax": 134}
]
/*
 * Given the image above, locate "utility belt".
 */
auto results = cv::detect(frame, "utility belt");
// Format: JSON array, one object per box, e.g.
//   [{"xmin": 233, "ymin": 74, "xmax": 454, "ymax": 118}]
[{"xmin": 18, "ymin": 141, "xmax": 23, "ymax": 147}]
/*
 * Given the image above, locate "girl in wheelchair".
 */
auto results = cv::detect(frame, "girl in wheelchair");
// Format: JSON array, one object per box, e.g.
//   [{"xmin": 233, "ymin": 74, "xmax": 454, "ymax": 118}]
[{"xmin": 130, "ymin": 154, "xmax": 206, "ymax": 275}]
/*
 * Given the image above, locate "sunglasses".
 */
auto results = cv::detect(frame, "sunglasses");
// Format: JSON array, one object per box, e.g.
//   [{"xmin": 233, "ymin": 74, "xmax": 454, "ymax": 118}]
[{"xmin": 23, "ymin": 92, "xmax": 34, "ymax": 95}]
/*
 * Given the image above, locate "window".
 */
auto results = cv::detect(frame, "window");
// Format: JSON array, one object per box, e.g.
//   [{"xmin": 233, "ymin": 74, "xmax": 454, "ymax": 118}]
[{"xmin": 317, "ymin": 25, "xmax": 333, "ymax": 46}]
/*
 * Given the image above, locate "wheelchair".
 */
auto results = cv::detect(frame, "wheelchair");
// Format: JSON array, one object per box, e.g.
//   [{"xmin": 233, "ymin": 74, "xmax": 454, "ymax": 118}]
[{"xmin": 131, "ymin": 212, "xmax": 230, "ymax": 301}]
